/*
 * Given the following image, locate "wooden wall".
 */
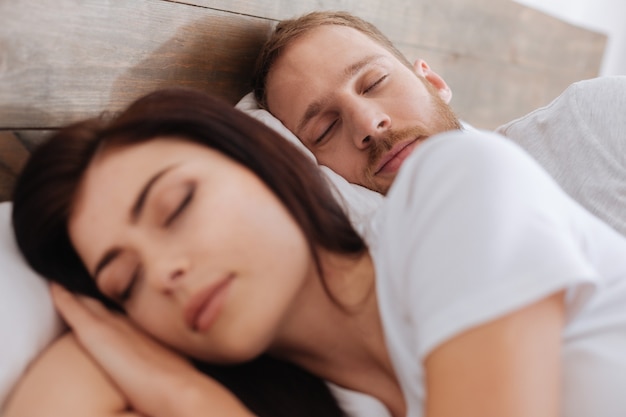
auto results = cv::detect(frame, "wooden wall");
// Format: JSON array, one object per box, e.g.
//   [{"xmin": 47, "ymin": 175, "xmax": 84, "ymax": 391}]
[{"xmin": 0, "ymin": 0, "xmax": 606, "ymax": 201}]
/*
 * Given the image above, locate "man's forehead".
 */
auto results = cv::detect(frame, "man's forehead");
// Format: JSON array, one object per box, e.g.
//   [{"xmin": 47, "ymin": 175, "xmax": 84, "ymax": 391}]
[
  {"xmin": 269, "ymin": 25, "xmax": 390, "ymax": 86},
  {"xmin": 285, "ymin": 25, "xmax": 387, "ymax": 59}
]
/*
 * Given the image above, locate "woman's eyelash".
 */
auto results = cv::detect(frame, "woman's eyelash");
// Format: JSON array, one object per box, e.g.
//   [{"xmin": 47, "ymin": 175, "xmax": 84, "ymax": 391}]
[
  {"xmin": 163, "ymin": 183, "xmax": 195, "ymax": 227},
  {"xmin": 118, "ymin": 265, "xmax": 141, "ymax": 303}
]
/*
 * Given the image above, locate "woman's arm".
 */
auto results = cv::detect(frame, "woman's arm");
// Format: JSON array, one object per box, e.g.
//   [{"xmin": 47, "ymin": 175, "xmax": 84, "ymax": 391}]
[
  {"xmin": 424, "ymin": 291, "xmax": 565, "ymax": 417},
  {"xmin": 3, "ymin": 332, "xmax": 138, "ymax": 417}
]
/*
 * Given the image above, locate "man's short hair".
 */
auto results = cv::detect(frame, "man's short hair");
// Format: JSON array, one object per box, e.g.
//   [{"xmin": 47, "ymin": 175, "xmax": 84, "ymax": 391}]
[{"xmin": 252, "ymin": 11, "xmax": 413, "ymax": 111}]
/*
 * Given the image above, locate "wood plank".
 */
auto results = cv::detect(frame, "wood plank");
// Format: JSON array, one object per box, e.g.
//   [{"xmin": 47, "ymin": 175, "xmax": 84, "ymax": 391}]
[
  {"xmin": 0, "ymin": 0, "xmax": 273, "ymax": 129},
  {"xmin": 0, "ymin": 0, "xmax": 606, "ymax": 132},
  {"xmin": 0, "ymin": 132, "xmax": 31, "ymax": 202},
  {"xmin": 403, "ymin": 45, "xmax": 585, "ymax": 129},
  {"xmin": 186, "ymin": 0, "xmax": 605, "ymax": 76},
  {"xmin": 10, "ymin": 130, "xmax": 55, "ymax": 152}
]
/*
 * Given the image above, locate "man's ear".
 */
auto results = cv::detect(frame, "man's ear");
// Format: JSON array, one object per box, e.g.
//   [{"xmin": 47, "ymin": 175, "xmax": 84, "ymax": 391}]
[{"xmin": 413, "ymin": 59, "xmax": 453, "ymax": 104}]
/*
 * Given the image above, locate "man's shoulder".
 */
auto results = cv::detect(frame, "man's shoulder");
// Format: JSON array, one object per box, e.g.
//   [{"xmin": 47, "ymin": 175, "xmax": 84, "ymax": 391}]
[
  {"xmin": 496, "ymin": 76, "xmax": 626, "ymax": 136},
  {"xmin": 569, "ymin": 75, "xmax": 626, "ymax": 100}
]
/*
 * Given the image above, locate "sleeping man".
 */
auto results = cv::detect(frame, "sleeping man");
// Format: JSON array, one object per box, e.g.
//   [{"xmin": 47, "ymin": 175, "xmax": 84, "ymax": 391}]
[{"xmin": 251, "ymin": 11, "xmax": 626, "ymax": 237}]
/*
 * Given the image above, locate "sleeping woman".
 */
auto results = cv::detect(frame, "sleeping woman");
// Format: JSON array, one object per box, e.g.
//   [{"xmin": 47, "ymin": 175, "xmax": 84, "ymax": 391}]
[{"xmin": 6, "ymin": 87, "xmax": 626, "ymax": 417}]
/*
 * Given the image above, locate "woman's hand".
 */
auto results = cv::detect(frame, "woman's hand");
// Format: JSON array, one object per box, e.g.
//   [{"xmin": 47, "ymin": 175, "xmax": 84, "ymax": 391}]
[{"xmin": 50, "ymin": 283, "xmax": 254, "ymax": 417}]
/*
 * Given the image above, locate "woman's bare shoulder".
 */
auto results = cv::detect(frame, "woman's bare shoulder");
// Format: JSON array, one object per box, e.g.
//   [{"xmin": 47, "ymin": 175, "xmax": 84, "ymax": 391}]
[{"xmin": 3, "ymin": 332, "xmax": 134, "ymax": 417}]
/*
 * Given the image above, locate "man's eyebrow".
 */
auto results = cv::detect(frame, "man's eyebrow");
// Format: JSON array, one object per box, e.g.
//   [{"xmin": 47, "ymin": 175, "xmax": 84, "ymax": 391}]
[
  {"xmin": 297, "ymin": 98, "xmax": 327, "ymax": 135},
  {"xmin": 296, "ymin": 54, "xmax": 385, "ymax": 135},
  {"xmin": 343, "ymin": 54, "xmax": 385, "ymax": 79},
  {"xmin": 92, "ymin": 164, "xmax": 177, "ymax": 280}
]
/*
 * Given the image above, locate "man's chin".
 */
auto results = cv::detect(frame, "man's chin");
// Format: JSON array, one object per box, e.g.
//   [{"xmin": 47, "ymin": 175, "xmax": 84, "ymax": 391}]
[{"xmin": 362, "ymin": 175, "xmax": 393, "ymax": 195}]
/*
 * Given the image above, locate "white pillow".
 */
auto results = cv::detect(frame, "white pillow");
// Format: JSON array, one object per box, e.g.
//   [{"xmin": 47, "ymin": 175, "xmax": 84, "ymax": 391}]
[
  {"xmin": 0, "ymin": 202, "xmax": 64, "ymax": 408},
  {"xmin": 235, "ymin": 93, "xmax": 384, "ymax": 244}
]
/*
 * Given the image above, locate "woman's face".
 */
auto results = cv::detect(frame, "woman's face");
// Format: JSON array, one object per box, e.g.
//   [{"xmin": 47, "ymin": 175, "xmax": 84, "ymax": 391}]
[{"xmin": 68, "ymin": 137, "xmax": 315, "ymax": 363}]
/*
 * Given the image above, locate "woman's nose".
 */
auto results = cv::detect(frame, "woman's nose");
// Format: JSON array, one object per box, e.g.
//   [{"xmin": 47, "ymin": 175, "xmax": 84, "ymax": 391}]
[{"xmin": 147, "ymin": 253, "xmax": 189, "ymax": 294}]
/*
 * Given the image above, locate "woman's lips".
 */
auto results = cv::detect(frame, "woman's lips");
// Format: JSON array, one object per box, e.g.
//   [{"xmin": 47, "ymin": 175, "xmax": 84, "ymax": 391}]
[
  {"xmin": 184, "ymin": 274, "xmax": 234, "ymax": 332},
  {"xmin": 375, "ymin": 137, "xmax": 423, "ymax": 175}
]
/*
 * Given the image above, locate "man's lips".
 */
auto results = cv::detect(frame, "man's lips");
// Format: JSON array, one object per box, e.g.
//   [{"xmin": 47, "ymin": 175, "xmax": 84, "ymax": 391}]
[
  {"xmin": 184, "ymin": 274, "xmax": 235, "ymax": 332},
  {"xmin": 375, "ymin": 137, "xmax": 423, "ymax": 175}
]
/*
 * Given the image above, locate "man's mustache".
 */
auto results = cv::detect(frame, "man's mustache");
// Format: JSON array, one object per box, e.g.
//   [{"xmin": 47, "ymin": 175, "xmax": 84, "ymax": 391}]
[{"xmin": 366, "ymin": 126, "xmax": 431, "ymax": 172}]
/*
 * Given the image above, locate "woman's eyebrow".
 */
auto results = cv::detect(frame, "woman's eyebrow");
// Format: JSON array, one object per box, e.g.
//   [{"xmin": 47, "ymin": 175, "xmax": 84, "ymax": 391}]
[{"xmin": 130, "ymin": 164, "xmax": 178, "ymax": 223}]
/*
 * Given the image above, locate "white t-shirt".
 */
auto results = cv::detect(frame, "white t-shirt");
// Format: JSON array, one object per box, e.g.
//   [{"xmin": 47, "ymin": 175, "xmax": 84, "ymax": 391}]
[{"xmin": 335, "ymin": 129, "xmax": 626, "ymax": 417}]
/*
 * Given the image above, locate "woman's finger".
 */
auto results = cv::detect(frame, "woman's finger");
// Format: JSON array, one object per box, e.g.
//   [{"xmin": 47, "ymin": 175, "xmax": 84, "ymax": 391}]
[
  {"xmin": 49, "ymin": 282, "xmax": 94, "ymax": 329},
  {"xmin": 49, "ymin": 285, "xmax": 213, "ymax": 415},
  {"xmin": 50, "ymin": 283, "xmax": 121, "ymax": 335}
]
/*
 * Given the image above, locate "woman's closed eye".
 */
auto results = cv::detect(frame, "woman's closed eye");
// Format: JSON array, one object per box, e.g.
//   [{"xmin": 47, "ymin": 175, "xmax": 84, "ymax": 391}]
[
  {"xmin": 98, "ymin": 252, "xmax": 141, "ymax": 305},
  {"xmin": 163, "ymin": 183, "xmax": 196, "ymax": 227},
  {"xmin": 117, "ymin": 265, "xmax": 142, "ymax": 303}
]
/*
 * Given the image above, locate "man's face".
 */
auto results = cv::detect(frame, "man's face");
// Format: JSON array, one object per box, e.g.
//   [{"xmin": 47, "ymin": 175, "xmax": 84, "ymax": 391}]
[{"xmin": 266, "ymin": 25, "xmax": 461, "ymax": 194}]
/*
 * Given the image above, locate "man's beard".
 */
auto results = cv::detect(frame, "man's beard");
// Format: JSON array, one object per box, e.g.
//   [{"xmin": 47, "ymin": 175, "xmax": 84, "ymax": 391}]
[{"xmin": 363, "ymin": 89, "xmax": 462, "ymax": 194}]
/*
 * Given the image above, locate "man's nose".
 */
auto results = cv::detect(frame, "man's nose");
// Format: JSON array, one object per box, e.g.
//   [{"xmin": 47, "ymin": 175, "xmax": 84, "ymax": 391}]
[{"xmin": 349, "ymin": 102, "xmax": 391, "ymax": 149}]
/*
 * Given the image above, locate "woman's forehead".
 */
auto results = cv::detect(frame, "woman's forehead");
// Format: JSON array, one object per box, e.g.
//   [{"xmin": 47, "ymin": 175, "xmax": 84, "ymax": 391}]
[{"xmin": 67, "ymin": 140, "xmax": 180, "ymax": 255}]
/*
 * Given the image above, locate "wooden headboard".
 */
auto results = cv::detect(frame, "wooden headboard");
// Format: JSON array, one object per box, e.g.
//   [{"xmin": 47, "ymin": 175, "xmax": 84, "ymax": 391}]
[{"xmin": 0, "ymin": 0, "xmax": 606, "ymax": 202}]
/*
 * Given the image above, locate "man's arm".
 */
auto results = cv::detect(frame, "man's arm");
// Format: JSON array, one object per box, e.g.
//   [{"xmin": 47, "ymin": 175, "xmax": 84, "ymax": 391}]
[{"xmin": 3, "ymin": 333, "xmax": 138, "ymax": 417}]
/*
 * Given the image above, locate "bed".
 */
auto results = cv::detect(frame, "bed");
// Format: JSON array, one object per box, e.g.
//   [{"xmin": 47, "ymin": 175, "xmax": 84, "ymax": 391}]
[{"xmin": 0, "ymin": 0, "xmax": 607, "ymax": 412}]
